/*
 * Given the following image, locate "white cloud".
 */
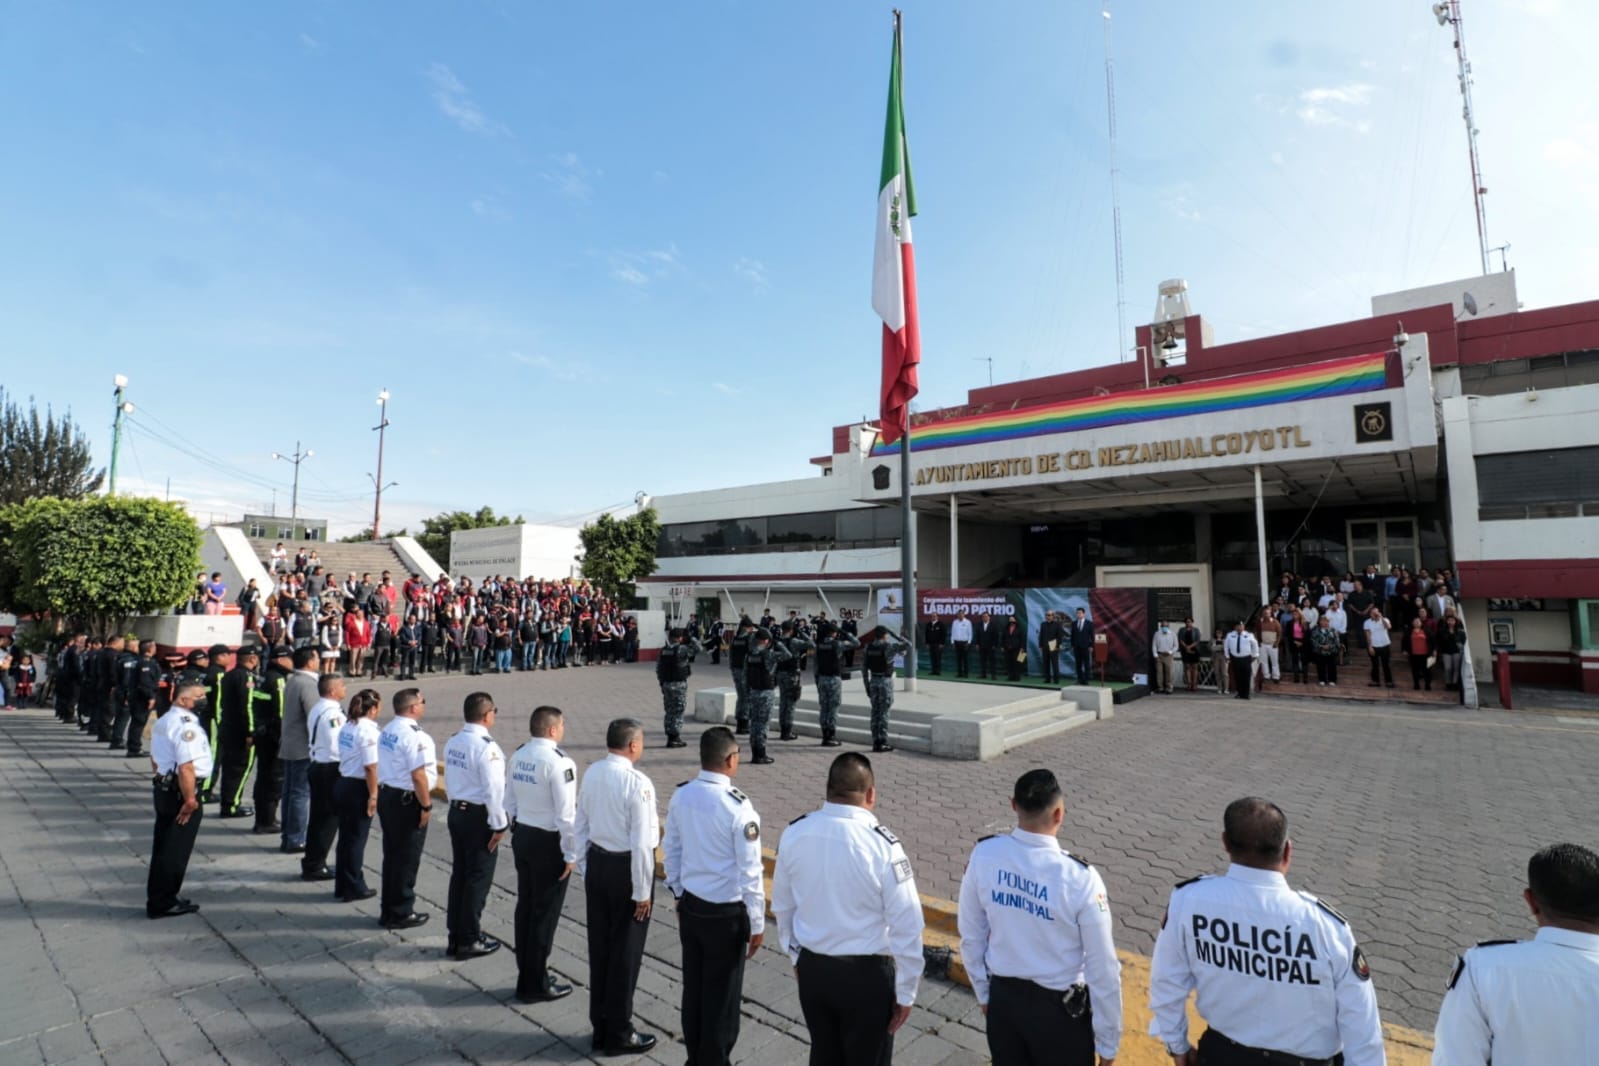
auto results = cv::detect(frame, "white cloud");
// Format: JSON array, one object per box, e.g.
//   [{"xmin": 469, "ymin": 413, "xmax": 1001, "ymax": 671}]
[
  {"xmin": 425, "ymin": 62, "xmax": 509, "ymax": 137},
  {"xmin": 299, "ymin": 32, "xmax": 323, "ymax": 53},
  {"xmin": 734, "ymin": 257, "xmax": 770, "ymax": 290},
  {"xmin": 610, "ymin": 265, "xmax": 648, "ymax": 286},
  {"xmin": 711, "ymin": 382, "xmax": 739, "ymax": 396},
  {"xmin": 470, "ymin": 195, "xmax": 511, "ymax": 221},
  {"xmin": 1296, "ymin": 83, "xmax": 1374, "ymax": 133},
  {"xmin": 540, "ymin": 152, "xmax": 596, "ymax": 201},
  {"xmin": 605, "ymin": 244, "xmax": 683, "ymax": 287}
]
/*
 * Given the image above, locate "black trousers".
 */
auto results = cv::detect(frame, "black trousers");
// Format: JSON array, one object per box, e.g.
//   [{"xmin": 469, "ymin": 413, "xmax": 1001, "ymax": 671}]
[
  {"xmin": 678, "ymin": 893, "xmax": 750, "ymax": 1066},
  {"xmin": 513, "ymin": 824, "xmax": 569, "ymax": 996},
  {"xmin": 446, "ymin": 801, "xmax": 499, "ymax": 945},
  {"xmin": 252, "ymin": 734, "xmax": 283, "ymax": 827},
  {"xmin": 1229, "ymin": 657, "xmax": 1254, "ymax": 698},
  {"xmin": 125, "ymin": 699, "xmax": 155, "ymax": 755},
  {"xmin": 585, "ymin": 847, "xmax": 651, "ymax": 1047},
  {"xmin": 1072, "ymin": 647, "xmax": 1092, "ymax": 682},
  {"xmin": 1198, "ymin": 1028, "xmax": 1342, "ymax": 1066},
  {"xmin": 305, "ymin": 762, "xmax": 341, "ymax": 873},
  {"xmin": 1369, "ymin": 646, "xmax": 1394, "ymax": 685},
  {"xmin": 109, "ymin": 699, "xmax": 135, "ymax": 748},
  {"xmin": 1041, "ymin": 646, "xmax": 1060, "ymax": 683},
  {"xmin": 978, "ymin": 645, "xmax": 996, "ymax": 678},
  {"xmin": 796, "ymin": 950, "xmax": 895, "ymax": 1066},
  {"xmin": 85, "ymin": 693, "xmax": 109, "ymax": 735},
  {"xmin": 986, "ymin": 976, "xmax": 1094, "ymax": 1066},
  {"xmin": 333, "ymin": 776, "xmax": 374, "ymax": 899},
  {"xmin": 55, "ymin": 682, "xmax": 78, "ymax": 722},
  {"xmin": 953, "ymin": 642, "xmax": 970, "ymax": 676},
  {"xmin": 927, "ymin": 644, "xmax": 944, "ymax": 675},
  {"xmin": 378, "ymin": 785, "xmax": 428, "ymax": 922},
  {"xmin": 216, "ymin": 732, "xmax": 254, "ymax": 815},
  {"xmin": 148, "ymin": 781, "xmax": 202, "ymax": 915},
  {"xmin": 1315, "ymin": 652, "xmax": 1339, "ymax": 685}
]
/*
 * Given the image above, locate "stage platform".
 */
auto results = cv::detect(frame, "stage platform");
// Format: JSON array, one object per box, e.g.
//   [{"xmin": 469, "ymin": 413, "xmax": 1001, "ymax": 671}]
[{"xmin": 694, "ymin": 677, "xmax": 1112, "ymax": 760}]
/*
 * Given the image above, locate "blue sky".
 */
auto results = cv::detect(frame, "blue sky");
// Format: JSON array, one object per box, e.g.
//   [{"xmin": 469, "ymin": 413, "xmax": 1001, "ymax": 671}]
[{"xmin": 3, "ymin": 1, "xmax": 1594, "ymax": 537}]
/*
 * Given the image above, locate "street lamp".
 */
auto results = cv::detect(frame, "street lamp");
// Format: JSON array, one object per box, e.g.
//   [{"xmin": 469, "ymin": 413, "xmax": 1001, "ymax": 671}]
[
  {"xmin": 272, "ymin": 442, "xmax": 313, "ymax": 540},
  {"xmin": 108, "ymin": 374, "xmax": 135, "ymax": 495},
  {"xmin": 372, "ymin": 388, "xmax": 391, "ymax": 540}
]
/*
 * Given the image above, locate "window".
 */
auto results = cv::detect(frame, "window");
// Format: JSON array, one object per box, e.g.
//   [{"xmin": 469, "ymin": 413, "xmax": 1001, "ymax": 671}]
[
  {"xmin": 247, "ymin": 523, "xmax": 266, "ymax": 538},
  {"xmin": 767, "ymin": 512, "xmax": 835, "ymax": 547},
  {"xmin": 657, "ymin": 508, "xmax": 900, "ymax": 557},
  {"xmin": 1346, "ymin": 517, "xmax": 1416, "ymax": 572},
  {"xmin": 1475, "ymin": 446, "xmax": 1599, "ymax": 521},
  {"xmin": 305, "ymin": 528, "xmax": 321, "ymax": 542},
  {"xmin": 277, "ymin": 526, "xmax": 294, "ymax": 540}
]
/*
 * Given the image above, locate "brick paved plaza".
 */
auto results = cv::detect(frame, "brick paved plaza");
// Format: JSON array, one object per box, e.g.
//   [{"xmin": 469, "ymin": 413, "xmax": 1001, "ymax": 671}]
[{"xmin": 3, "ymin": 660, "xmax": 1595, "ymax": 1063}]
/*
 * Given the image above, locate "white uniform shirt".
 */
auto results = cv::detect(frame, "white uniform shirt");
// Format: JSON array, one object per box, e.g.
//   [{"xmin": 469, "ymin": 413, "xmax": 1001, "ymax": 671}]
[
  {"xmin": 307, "ymin": 697, "xmax": 345, "ymax": 764},
  {"xmin": 152, "ymin": 708, "xmax": 214, "ymax": 777},
  {"xmin": 950, "ymin": 617, "xmax": 973, "ymax": 643},
  {"xmin": 1432, "ymin": 927, "xmax": 1599, "ymax": 1065},
  {"xmin": 443, "ymin": 722, "xmax": 509, "ymax": 831},
  {"xmin": 772, "ymin": 802, "xmax": 926, "ymax": 1006},
  {"xmin": 377, "ymin": 715, "xmax": 438, "ymax": 792},
  {"xmin": 1148, "ymin": 865, "xmax": 1384, "ymax": 1065},
  {"xmin": 958, "ymin": 829, "xmax": 1123, "ymax": 1059},
  {"xmin": 338, "ymin": 717, "xmax": 380, "ymax": 780},
  {"xmin": 573, "ymin": 752, "xmax": 659, "ymax": 903},
  {"xmin": 1225, "ymin": 631, "xmax": 1260, "ymax": 659},
  {"xmin": 663, "ymin": 770, "xmax": 764, "ymax": 934},
  {"xmin": 505, "ymin": 737, "xmax": 579, "ymax": 862},
  {"xmin": 1364, "ymin": 617, "xmax": 1392, "ymax": 649}
]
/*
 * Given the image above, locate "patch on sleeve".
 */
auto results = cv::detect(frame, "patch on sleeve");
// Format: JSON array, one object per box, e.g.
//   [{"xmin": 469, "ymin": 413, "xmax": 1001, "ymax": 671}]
[
  {"xmin": 893, "ymin": 858, "xmax": 913, "ymax": 883},
  {"xmin": 1446, "ymin": 954, "xmax": 1465, "ymax": 991},
  {"xmin": 744, "ymin": 821, "xmax": 760, "ymax": 841},
  {"xmin": 563, "ymin": 768, "xmax": 575, "ymax": 783},
  {"xmin": 182, "ymin": 729, "xmax": 196, "ymax": 742},
  {"xmin": 1093, "ymin": 891, "xmax": 1108, "ymax": 913},
  {"xmin": 873, "ymin": 824, "xmax": 900, "ymax": 847},
  {"xmin": 488, "ymin": 749, "xmax": 501, "ymax": 761},
  {"xmin": 1352, "ymin": 944, "xmax": 1371, "ymax": 981}
]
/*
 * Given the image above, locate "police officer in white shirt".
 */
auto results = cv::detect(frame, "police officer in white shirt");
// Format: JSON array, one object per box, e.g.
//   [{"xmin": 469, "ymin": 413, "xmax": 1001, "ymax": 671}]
[
  {"xmin": 663, "ymin": 726, "xmax": 765, "ymax": 1066},
  {"xmin": 959, "ymin": 769, "xmax": 1122, "ymax": 1065},
  {"xmin": 574, "ymin": 717, "xmax": 660, "ymax": 1056},
  {"xmin": 1225, "ymin": 620, "xmax": 1260, "ymax": 700},
  {"xmin": 147, "ymin": 680, "xmax": 213, "ymax": 919},
  {"xmin": 303, "ymin": 674, "xmax": 346, "ymax": 883},
  {"xmin": 1432, "ymin": 842, "xmax": 1599, "ymax": 1064},
  {"xmin": 505, "ymin": 705, "xmax": 578, "ymax": 1003},
  {"xmin": 1149, "ymin": 797, "xmax": 1385, "ymax": 1066},
  {"xmin": 772, "ymin": 752, "xmax": 925, "ymax": 1066},
  {"xmin": 376, "ymin": 687, "xmax": 436, "ymax": 929},
  {"xmin": 442, "ymin": 691, "xmax": 509, "ymax": 960}
]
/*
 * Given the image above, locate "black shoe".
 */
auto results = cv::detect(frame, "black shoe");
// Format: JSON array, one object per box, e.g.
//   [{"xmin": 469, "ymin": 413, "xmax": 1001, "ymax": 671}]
[
  {"xmin": 734, "ymin": 724, "xmax": 749, "ymax": 735},
  {"xmin": 124, "ymin": 750, "xmax": 147, "ymax": 759},
  {"xmin": 752, "ymin": 754, "xmax": 775, "ymax": 765},
  {"xmin": 301, "ymin": 867, "xmax": 335, "ymax": 882},
  {"xmin": 147, "ymin": 900, "xmax": 200, "ymax": 920},
  {"xmin": 280, "ymin": 843, "xmax": 306, "ymax": 853},
  {"xmin": 873, "ymin": 742, "xmax": 895, "ymax": 753},
  {"xmin": 779, "ymin": 732, "xmax": 798, "ymax": 741},
  {"xmin": 448, "ymin": 934, "xmax": 502, "ymax": 960},
  {"xmin": 604, "ymin": 1032, "xmax": 658, "ymax": 1056},
  {"xmin": 664, "ymin": 737, "xmax": 687, "ymax": 749},
  {"xmin": 252, "ymin": 822, "xmax": 281, "ymax": 835},
  {"xmin": 218, "ymin": 807, "xmax": 254, "ymax": 820},
  {"xmin": 381, "ymin": 912, "xmax": 430, "ymax": 929},
  {"xmin": 339, "ymin": 887, "xmax": 377, "ymax": 902},
  {"xmin": 516, "ymin": 979, "xmax": 573, "ymax": 1003},
  {"xmin": 821, "ymin": 733, "xmax": 841, "ymax": 747}
]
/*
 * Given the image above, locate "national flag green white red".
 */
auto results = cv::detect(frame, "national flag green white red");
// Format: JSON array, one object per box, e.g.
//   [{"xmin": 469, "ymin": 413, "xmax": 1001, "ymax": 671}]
[{"xmin": 873, "ymin": 13, "xmax": 919, "ymax": 446}]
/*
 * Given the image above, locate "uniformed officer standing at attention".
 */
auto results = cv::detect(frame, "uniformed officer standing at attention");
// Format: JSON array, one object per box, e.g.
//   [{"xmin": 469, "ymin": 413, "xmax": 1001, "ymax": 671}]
[
  {"xmin": 811, "ymin": 622, "xmax": 859, "ymax": 748},
  {"xmin": 376, "ymin": 688, "xmax": 436, "ymax": 929},
  {"xmin": 1148, "ymin": 797, "xmax": 1385, "ymax": 1066},
  {"xmin": 199, "ymin": 644, "xmax": 233, "ymax": 803},
  {"xmin": 727, "ymin": 617, "xmax": 755, "ymax": 735},
  {"xmin": 1431, "ymin": 842, "xmax": 1599, "ymax": 1064},
  {"xmin": 216, "ymin": 648, "xmax": 262, "ymax": 820},
  {"xmin": 107, "ymin": 634, "xmax": 138, "ymax": 742},
  {"xmin": 505, "ymin": 705, "xmax": 578, "ymax": 1004},
  {"xmin": 251, "ymin": 646, "xmax": 292, "ymax": 835},
  {"xmin": 655, "ymin": 628, "xmax": 698, "ymax": 749},
  {"xmin": 861, "ymin": 626, "xmax": 908, "ymax": 753},
  {"xmin": 775, "ymin": 621, "xmax": 814, "ymax": 742},
  {"xmin": 574, "ymin": 717, "xmax": 660, "ymax": 1056},
  {"xmin": 663, "ymin": 726, "xmax": 765, "ymax": 1066},
  {"xmin": 442, "ymin": 691, "xmax": 509, "ymax": 959},
  {"xmin": 1224, "ymin": 620, "xmax": 1260, "ymax": 700},
  {"xmin": 114, "ymin": 639, "xmax": 163, "ymax": 759},
  {"xmin": 147, "ymin": 680, "xmax": 212, "ymax": 919},
  {"xmin": 958, "ymin": 769, "xmax": 1122, "ymax": 1065},
  {"xmin": 303, "ymin": 674, "xmax": 346, "ymax": 882},
  {"xmin": 741, "ymin": 628, "xmax": 791, "ymax": 766},
  {"xmin": 772, "ymin": 752, "xmax": 925, "ymax": 1066}
]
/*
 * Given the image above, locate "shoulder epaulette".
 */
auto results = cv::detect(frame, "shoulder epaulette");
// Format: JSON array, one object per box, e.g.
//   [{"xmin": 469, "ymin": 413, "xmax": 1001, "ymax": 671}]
[
  {"xmin": 975, "ymin": 833, "xmax": 997, "ymax": 844},
  {"xmin": 788, "ymin": 812, "xmax": 809, "ymax": 825},
  {"xmin": 1065, "ymin": 851, "xmax": 1090, "ymax": 868},
  {"xmin": 481, "ymin": 734, "xmax": 492, "ymax": 742},
  {"xmin": 1474, "ymin": 938, "xmax": 1517, "ymax": 948},
  {"xmin": 873, "ymin": 824, "xmax": 900, "ymax": 846},
  {"xmin": 408, "ymin": 722, "xmax": 420, "ymax": 732},
  {"xmin": 554, "ymin": 747, "xmax": 567, "ymax": 757},
  {"xmin": 1174, "ymin": 874, "xmax": 1207, "ymax": 890},
  {"xmin": 1309, "ymin": 896, "xmax": 1349, "ymax": 926},
  {"xmin": 728, "ymin": 786, "xmax": 748, "ymax": 803},
  {"xmin": 676, "ymin": 780, "xmax": 691, "ymax": 788},
  {"xmin": 1446, "ymin": 954, "xmax": 1466, "ymax": 990}
]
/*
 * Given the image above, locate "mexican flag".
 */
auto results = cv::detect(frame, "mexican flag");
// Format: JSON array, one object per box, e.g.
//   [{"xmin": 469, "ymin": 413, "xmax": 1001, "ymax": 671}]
[{"xmin": 872, "ymin": 13, "xmax": 919, "ymax": 447}]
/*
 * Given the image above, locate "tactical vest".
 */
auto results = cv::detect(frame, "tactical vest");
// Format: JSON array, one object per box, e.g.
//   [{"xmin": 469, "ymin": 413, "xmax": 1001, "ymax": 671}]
[
  {"xmin": 656, "ymin": 646, "xmax": 690, "ymax": 683},
  {"xmin": 864, "ymin": 642, "xmax": 891, "ymax": 676},
  {"xmin": 745, "ymin": 650, "xmax": 775, "ymax": 690},
  {"xmin": 729, "ymin": 631, "xmax": 751, "ymax": 669},
  {"xmin": 776, "ymin": 639, "xmax": 801, "ymax": 675},
  {"xmin": 814, "ymin": 640, "xmax": 841, "ymax": 677}
]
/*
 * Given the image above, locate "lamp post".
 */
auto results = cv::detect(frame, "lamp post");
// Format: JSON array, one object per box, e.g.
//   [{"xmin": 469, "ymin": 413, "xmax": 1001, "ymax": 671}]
[
  {"xmin": 272, "ymin": 442, "xmax": 313, "ymax": 540},
  {"xmin": 108, "ymin": 374, "xmax": 135, "ymax": 495},
  {"xmin": 372, "ymin": 388, "xmax": 391, "ymax": 540}
]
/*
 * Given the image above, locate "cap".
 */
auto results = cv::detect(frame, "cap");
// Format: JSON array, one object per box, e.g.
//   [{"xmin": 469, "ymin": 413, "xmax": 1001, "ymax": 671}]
[
  {"xmin": 207, "ymin": 643, "xmax": 232, "ymax": 659},
  {"xmin": 669, "ymin": 627, "xmax": 686, "ymax": 641},
  {"xmin": 755, "ymin": 627, "xmax": 773, "ymax": 642},
  {"xmin": 818, "ymin": 621, "xmax": 837, "ymax": 637},
  {"xmin": 187, "ymin": 649, "xmax": 209, "ymax": 665},
  {"xmin": 271, "ymin": 644, "xmax": 293, "ymax": 659}
]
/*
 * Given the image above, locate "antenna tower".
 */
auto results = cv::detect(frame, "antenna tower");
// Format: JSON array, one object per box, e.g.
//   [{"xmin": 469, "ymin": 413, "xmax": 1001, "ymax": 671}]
[
  {"xmin": 1434, "ymin": 1, "xmax": 1492, "ymax": 275},
  {"xmin": 1102, "ymin": 6, "xmax": 1128, "ymax": 361}
]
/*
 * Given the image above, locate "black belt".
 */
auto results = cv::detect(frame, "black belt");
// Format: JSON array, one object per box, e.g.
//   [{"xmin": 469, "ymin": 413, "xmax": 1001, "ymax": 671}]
[
  {"xmin": 798, "ymin": 947, "xmax": 888, "ymax": 964},
  {"xmin": 680, "ymin": 891, "xmax": 745, "ymax": 915},
  {"xmin": 452, "ymin": 800, "xmax": 484, "ymax": 811},
  {"xmin": 1204, "ymin": 1030, "xmax": 1338, "ymax": 1066}
]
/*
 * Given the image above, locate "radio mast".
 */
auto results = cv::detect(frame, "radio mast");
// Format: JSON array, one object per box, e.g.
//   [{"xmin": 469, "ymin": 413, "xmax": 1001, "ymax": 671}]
[{"xmin": 1433, "ymin": 1, "xmax": 1492, "ymax": 275}]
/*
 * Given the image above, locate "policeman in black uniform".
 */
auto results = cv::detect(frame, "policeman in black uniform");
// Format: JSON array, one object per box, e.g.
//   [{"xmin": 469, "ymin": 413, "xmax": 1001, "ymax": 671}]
[
  {"xmin": 253, "ymin": 646, "xmax": 292, "ymax": 834},
  {"xmin": 216, "ymin": 648, "xmax": 262, "ymax": 819},
  {"xmin": 199, "ymin": 645, "xmax": 232, "ymax": 804},
  {"xmin": 108, "ymin": 636, "xmax": 139, "ymax": 744},
  {"xmin": 115, "ymin": 640, "xmax": 164, "ymax": 758},
  {"xmin": 54, "ymin": 633, "xmax": 85, "ymax": 724},
  {"xmin": 811, "ymin": 622, "xmax": 860, "ymax": 747},
  {"xmin": 82, "ymin": 636, "xmax": 115, "ymax": 736},
  {"xmin": 727, "ymin": 617, "xmax": 755, "ymax": 735},
  {"xmin": 655, "ymin": 628, "xmax": 697, "ymax": 748},
  {"xmin": 861, "ymin": 626, "xmax": 908, "ymax": 753},
  {"xmin": 775, "ymin": 621, "xmax": 814, "ymax": 743}
]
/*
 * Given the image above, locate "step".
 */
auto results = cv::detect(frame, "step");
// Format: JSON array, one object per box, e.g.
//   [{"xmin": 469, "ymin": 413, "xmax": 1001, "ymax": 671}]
[{"xmin": 1002, "ymin": 707, "xmax": 1097, "ymax": 751}]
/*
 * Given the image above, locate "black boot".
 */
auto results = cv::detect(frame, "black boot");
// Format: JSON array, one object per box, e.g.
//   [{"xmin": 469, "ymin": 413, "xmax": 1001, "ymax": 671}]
[
  {"xmin": 872, "ymin": 740, "xmax": 895, "ymax": 753},
  {"xmin": 779, "ymin": 729, "xmax": 797, "ymax": 741},
  {"xmin": 665, "ymin": 735, "xmax": 687, "ymax": 749},
  {"xmin": 821, "ymin": 729, "xmax": 841, "ymax": 748},
  {"xmin": 734, "ymin": 721, "xmax": 749, "ymax": 735},
  {"xmin": 751, "ymin": 746, "xmax": 774, "ymax": 765}
]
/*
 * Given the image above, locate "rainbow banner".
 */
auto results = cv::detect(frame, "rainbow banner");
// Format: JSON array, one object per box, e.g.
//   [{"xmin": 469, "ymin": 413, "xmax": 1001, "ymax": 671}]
[{"xmin": 871, "ymin": 351, "xmax": 1389, "ymax": 456}]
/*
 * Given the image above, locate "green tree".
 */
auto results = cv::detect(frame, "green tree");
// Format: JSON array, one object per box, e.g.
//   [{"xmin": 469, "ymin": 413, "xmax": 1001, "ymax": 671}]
[
  {"xmin": 0, "ymin": 496, "xmax": 201, "ymax": 635},
  {"xmin": 415, "ymin": 506, "xmax": 522, "ymax": 570},
  {"xmin": 0, "ymin": 387, "xmax": 104, "ymax": 505},
  {"xmin": 578, "ymin": 508, "xmax": 659, "ymax": 604}
]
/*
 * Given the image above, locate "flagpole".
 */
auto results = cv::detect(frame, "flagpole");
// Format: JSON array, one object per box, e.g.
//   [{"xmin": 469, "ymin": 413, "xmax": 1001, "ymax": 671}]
[{"xmin": 900, "ymin": 410, "xmax": 917, "ymax": 693}]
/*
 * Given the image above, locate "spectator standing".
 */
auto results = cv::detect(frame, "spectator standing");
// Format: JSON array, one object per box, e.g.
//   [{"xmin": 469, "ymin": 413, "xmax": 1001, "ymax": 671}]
[
  {"xmin": 1068, "ymin": 608, "xmax": 1094, "ymax": 683},
  {"xmin": 1437, "ymin": 616, "xmax": 1467, "ymax": 691},
  {"xmin": 1177, "ymin": 617, "xmax": 1203, "ymax": 692},
  {"xmin": 203, "ymin": 572, "xmax": 227, "ymax": 616},
  {"xmin": 1404, "ymin": 617, "xmax": 1435, "ymax": 691},
  {"xmin": 1364, "ymin": 607, "xmax": 1395, "ymax": 688},
  {"xmin": 1309, "ymin": 615, "xmax": 1342, "ymax": 687}
]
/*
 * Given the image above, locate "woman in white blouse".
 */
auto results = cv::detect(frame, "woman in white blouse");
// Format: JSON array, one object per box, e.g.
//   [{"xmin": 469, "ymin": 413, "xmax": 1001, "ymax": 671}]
[{"xmin": 333, "ymin": 689, "xmax": 382, "ymax": 903}]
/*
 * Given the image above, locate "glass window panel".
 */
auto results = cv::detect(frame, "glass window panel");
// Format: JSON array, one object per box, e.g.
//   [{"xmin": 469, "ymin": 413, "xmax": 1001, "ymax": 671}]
[{"xmin": 767, "ymin": 512, "xmax": 835, "ymax": 546}]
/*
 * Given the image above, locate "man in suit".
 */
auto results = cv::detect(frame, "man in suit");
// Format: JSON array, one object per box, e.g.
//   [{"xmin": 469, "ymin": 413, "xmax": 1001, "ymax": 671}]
[
  {"xmin": 974, "ymin": 612, "xmax": 1000, "ymax": 680},
  {"xmin": 1069, "ymin": 607, "xmax": 1096, "ymax": 683},
  {"xmin": 1037, "ymin": 611, "xmax": 1065, "ymax": 684}
]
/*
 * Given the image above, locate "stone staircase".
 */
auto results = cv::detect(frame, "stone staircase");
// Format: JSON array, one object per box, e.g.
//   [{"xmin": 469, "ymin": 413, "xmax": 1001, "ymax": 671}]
[{"xmin": 249, "ymin": 539, "xmax": 414, "ymax": 580}]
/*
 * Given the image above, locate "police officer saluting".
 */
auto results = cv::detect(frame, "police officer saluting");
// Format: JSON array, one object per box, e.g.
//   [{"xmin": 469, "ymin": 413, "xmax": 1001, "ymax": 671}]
[
  {"xmin": 1431, "ymin": 842, "xmax": 1599, "ymax": 1063},
  {"xmin": 656, "ymin": 628, "xmax": 697, "ymax": 749},
  {"xmin": 442, "ymin": 692, "xmax": 509, "ymax": 959},
  {"xmin": 505, "ymin": 705, "xmax": 578, "ymax": 1004},
  {"xmin": 773, "ymin": 752, "xmax": 924, "ymax": 1066},
  {"xmin": 861, "ymin": 626, "xmax": 909, "ymax": 753},
  {"xmin": 958, "ymin": 769, "xmax": 1122, "ymax": 1065},
  {"xmin": 775, "ymin": 621, "xmax": 813, "ymax": 743},
  {"xmin": 663, "ymin": 727, "xmax": 765, "ymax": 1066},
  {"xmin": 147, "ymin": 680, "xmax": 212, "ymax": 919},
  {"xmin": 727, "ymin": 617, "xmax": 755, "ymax": 735},
  {"xmin": 1148, "ymin": 797, "xmax": 1385, "ymax": 1066},
  {"xmin": 742, "ymin": 628, "xmax": 791, "ymax": 766},
  {"xmin": 811, "ymin": 622, "xmax": 859, "ymax": 748},
  {"xmin": 376, "ymin": 687, "xmax": 436, "ymax": 929}
]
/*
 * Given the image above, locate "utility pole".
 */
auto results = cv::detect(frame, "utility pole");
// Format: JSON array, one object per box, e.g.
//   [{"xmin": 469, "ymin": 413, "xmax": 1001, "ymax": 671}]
[
  {"xmin": 272, "ymin": 442, "xmax": 313, "ymax": 540},
  {"xmin": 1433, "ymin": 1, "xmax": 1493, "ymax": 275},
  {"xmin": 372, "ymin": 388, "xmax": 391, "ymax": 540},
  {"xmin": 108, "ymin": 374, "xmax": 134, "ymax": 495}
]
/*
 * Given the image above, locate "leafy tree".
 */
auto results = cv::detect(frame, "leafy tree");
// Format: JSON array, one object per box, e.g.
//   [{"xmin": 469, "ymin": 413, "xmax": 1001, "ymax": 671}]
[
  {"xmin": 0, "ymin": 496, "xmax": 201, "ymax": 635},
  {"xmin": 415, "ymin": 506, "xmax": 522, "ymax": 570},
  {"xmin": 0, "ymin": 387, "xmax": 104, "ymax": 504},
  {"xmin": 578, "ymin": 508, "xmax": 659, "ymax": 604}
]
